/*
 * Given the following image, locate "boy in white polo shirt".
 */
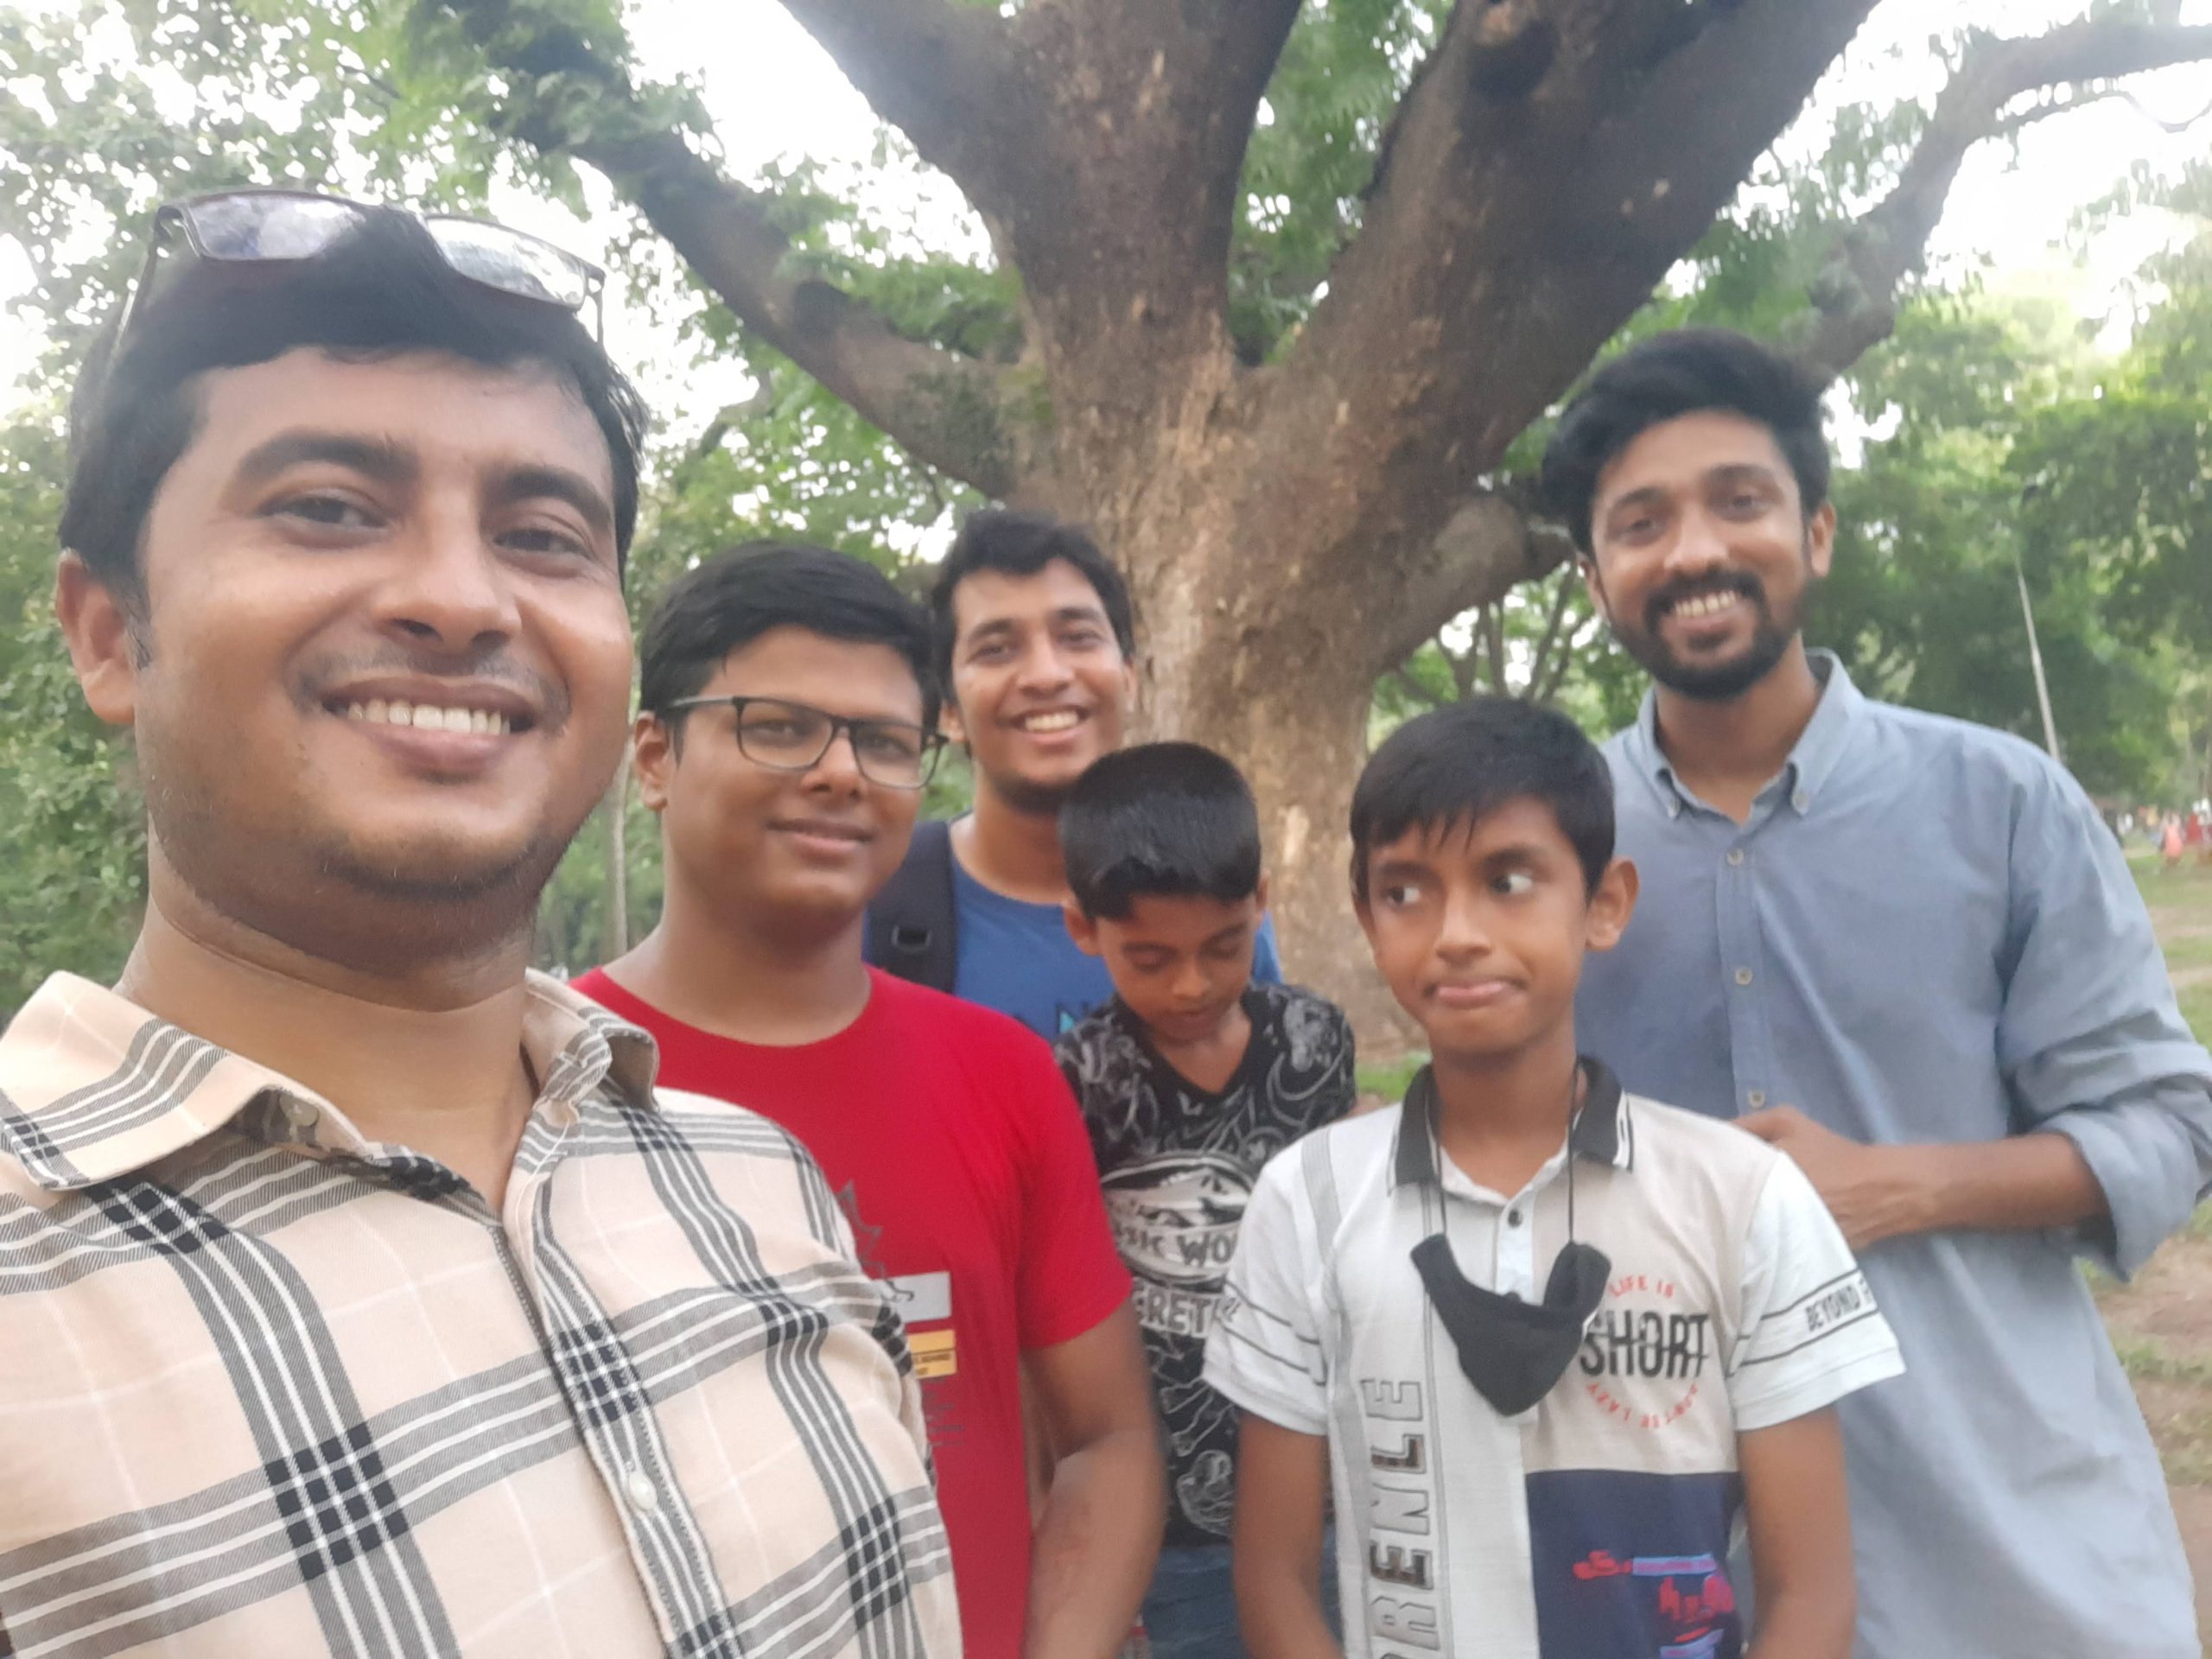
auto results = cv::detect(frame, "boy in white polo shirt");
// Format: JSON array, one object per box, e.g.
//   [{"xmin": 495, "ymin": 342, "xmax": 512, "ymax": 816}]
[{"xmin": 1205, "ymin": 697, "xmax": 1903, "ymax": 1659}]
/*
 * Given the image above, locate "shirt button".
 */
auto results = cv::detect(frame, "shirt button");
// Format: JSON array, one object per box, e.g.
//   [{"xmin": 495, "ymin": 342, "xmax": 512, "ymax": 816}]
[
  {"xmin": 1507, "ymin": 1209, "xmax": 1524, "ymax": 1228},
  {"xmin": 1734, "ymin": 968, "xmax": 1753, "ymax": 987},
  {"xmin": 1747, "ymin": 1090, "xmax": 1767, "ymax": 1108},
  {"xmin": 1726, "ymin": 848, "xmax": 1745, "ymax": 867},
  {"xmin": 281, "ymin": 1097, "xmax": 320, "ymax": 1129},
  {"xmin": 623, "ymin": 1468, "xmax": 660, "ymax": 1516},
  {"xmin": 1792, "ymin": 790, "xmax": 1809, "ymax": 811}
]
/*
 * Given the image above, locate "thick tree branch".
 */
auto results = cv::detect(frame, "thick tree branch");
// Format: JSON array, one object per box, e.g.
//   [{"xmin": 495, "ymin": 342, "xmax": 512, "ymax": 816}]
[
  {"xmin": 1794, "ymin": 19, "xmax": 2212, "ymax": 380},
  {"xmin": 1268, "ymin": 1, "xmax": 1877, "ymax": 604},
  {"xmin": 1377, "ymin": 487, "xmax": 1576, "ymax": 674},
  {"xmin": 774, "ymin": 1, "xmax": 1025, "ymax": 221},
  {"xmin": 426, "ymin": 0, "xmax": 1019, "ymax": 497}
]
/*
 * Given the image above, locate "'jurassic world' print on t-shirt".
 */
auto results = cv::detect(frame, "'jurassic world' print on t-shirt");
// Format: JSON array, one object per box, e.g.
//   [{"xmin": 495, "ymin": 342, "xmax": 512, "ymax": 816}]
[{"xmin": 1056, "ymin": 981, "xmax": 1355, "ymax": 1546}]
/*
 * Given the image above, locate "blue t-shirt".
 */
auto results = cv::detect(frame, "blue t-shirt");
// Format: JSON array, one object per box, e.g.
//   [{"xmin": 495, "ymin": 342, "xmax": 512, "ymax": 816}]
[{"xmin": 950, "ymin": 854, "xmax": 1282, "ymax": 1039}]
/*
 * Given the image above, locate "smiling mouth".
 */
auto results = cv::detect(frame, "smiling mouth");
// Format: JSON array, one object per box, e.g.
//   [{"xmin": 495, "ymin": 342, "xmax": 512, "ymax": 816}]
[
  {"xmin": 773, "ymin": 820, "xmax": 871, "ymax": 843},
  {"xmin": 1667, "ymin": 591, "xmax": 1741, "ymax": 620},
  {"xmin": 334, "ymin": 698, "xmax": 523, "ymax": 736},
  {"xmin": 1014, "ymin": 709, "xmax": 1084, "ymax": 734}
]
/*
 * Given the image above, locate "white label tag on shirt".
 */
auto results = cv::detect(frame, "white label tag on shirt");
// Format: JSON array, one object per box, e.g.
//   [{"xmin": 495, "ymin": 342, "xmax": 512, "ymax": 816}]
[{"xmin": 882, "ymin": 1270, "xmax": 951, "ymax": 1325}]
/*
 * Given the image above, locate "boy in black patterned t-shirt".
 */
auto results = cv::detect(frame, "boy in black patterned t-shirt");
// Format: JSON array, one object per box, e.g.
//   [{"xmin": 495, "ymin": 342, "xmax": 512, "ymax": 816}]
[{"xmin": 1053, "ymin": 743, "xmax": 1356, "ymax": 1659}]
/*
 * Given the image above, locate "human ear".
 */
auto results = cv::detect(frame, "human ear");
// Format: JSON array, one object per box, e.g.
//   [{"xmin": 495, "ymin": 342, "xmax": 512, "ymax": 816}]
[
  {"xmin": 631, "ymin": 714, "xmax": 675, "ymax": 813},
  {"xmin": 1251, "ymin": 872, "xmax": 1271, "ymax": 917},
  {"xmin": 1805, "ymin": 501, "xmax": 1837, "ymax": 580},
  {"xmin": 54, "ymin": 552, "xmax": 142, "ymax": 728},
  {"xmin": 1585, "ymin": 857, "xmax": 1639, "ymax": 951},
  {"xmin": 938, "ymin": 697, "xmax": 968, "ymax": 749},
  {"xmin": 1063, "ymin": 903, "xmax": 1103, "ymax": 957},
  {"xmin": 1579, "ymin": 555, "xmax": 1612, "ymax": 626}
]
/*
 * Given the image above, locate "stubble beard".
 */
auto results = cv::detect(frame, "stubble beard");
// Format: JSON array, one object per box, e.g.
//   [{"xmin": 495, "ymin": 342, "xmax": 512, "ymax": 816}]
[
  {"xmin": 142, "ymin": 753, "xmax": 587, "ymax": 977},
  {"xmin": 1605, "ymin": 536, "xmax": 1815, "ymax": 703}
]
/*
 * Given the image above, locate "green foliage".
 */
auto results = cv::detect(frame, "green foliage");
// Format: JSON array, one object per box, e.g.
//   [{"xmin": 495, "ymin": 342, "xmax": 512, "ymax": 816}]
[
  {"xmin": 1230, "ymin": 0, "xmax": 1446, "ymax": 361},
  {"xmin": 0, "ymin": 411, "xmax": 144, "ymax": 1018},
  {"xmin": 1815, "ymin": 253, "xmax": 2212, "ymax": 800},
  {"xmin": 5, "ymin": 0, "xmax": 2210, "ymax": 995}
]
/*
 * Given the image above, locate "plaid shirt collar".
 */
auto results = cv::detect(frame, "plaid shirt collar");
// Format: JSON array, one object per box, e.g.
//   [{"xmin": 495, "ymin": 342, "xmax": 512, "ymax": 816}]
[{"xmin": 0, "ymin": 969, "xmax": 659, "ymax": 1192}]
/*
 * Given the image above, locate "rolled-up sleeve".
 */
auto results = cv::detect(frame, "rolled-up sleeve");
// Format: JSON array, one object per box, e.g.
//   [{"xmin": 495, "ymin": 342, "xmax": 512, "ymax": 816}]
[{"xmin": 1998, "ymin": 764, "xmax": 2212, "ymax": 1276}]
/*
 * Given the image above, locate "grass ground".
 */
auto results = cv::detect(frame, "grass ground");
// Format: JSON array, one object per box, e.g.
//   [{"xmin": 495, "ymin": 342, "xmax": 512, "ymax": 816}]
[
  {"xmin": 2107, "ymin": 851, "xmax": 2212, "ymax": 1637},
  {"xmin": 1354, "ymin": 851, "xmax": 2212, "ymax": 1627}
]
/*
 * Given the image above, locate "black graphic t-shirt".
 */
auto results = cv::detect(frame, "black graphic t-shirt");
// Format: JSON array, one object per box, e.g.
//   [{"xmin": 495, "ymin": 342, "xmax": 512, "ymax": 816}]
[{"xmin": 1055, "ymin": 981, "xmax": 1356, "ymax": 1547}]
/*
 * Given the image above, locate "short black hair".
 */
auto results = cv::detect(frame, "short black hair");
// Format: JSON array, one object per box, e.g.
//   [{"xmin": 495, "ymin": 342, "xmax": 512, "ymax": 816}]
[
  {"xmin": 61, "ymin": 207, "xmax": 648, "ymax": 612},
  {"xmin": 1060, "ymin": 742, "xmax": 1262, "ymax": 919},
  {"xmin": 1350, "ymin": 698, "xmax": 1613, "ymax": 899},
  {"xmin": 1541, "ymin": 327, "xmax": 1830, "ymax": 554},
  {"xmin": 928, "ymin": 508, "xmax": 1135, "ymax": 687},
  {"xmin": 639, "ymin": 542, "xmax": 938, "ymax": 732}
]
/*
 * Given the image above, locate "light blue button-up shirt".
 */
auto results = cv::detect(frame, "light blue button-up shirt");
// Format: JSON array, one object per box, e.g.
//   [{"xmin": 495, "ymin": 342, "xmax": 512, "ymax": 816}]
[{"xmin": 1577, "ymin": 652, "xmax": 2212, "ymax": 1659}]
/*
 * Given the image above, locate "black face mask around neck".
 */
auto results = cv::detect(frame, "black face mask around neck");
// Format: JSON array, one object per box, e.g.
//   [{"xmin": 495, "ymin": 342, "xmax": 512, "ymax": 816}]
[
  {"xmin": 1411, "ymin": 1233, "xmax": 1610, "ymax": 1417},
  {"xmin": 1402, "ymin": 1060, "xmax": 1613, "ymax": 1417}
]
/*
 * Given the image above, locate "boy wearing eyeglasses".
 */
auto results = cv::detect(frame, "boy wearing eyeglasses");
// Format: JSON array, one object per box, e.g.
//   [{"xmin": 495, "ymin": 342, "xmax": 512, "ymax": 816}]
[
  {"xmin": 1204, "ymin": 698, "xmax": 1902, "ymax": 1659},
  {"xmin": 573, "ymin": 543, "xmax": 1165, "ymax": 1659}
]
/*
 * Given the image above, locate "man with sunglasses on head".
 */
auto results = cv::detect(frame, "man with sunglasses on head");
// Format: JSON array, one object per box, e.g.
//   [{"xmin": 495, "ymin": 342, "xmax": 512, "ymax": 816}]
[
  {"xmin": 2, "ymin": 195, "xmax": 959, "ymax": 1657},
  {"xmin": 573, "ymin": 545, "xmax": 1165, "ymax": 1659}
]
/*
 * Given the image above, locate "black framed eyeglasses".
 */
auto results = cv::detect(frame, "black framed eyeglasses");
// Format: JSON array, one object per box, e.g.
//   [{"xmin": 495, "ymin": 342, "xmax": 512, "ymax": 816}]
[
  {"xmin": 118, "ymin": 188, "xmax": 607, "ymax": 340},
  {"xmin": 664, "ymin": 696, "xmax": 945, "ymax": 791}
]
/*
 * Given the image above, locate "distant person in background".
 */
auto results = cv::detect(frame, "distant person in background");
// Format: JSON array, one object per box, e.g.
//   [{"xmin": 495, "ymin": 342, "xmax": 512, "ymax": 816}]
[
  {"xmin": 575, "ymin": 543, "xmax": 1164, "ymax": 1659},
  {"xmin": 2163, "ymin": 815, "xmax": 2185, "ymax": 873},
  {"xmin": 868, "ymin": 509, "xmax": 1281, "ymax": 1037},
  {"xmin": 1548, "ymin": 326, "xmax": 2212, "ymax": 1658},
  {"xmin": 1053, "ymin": 743, "xmax": 1357, "ymax": 1658}
]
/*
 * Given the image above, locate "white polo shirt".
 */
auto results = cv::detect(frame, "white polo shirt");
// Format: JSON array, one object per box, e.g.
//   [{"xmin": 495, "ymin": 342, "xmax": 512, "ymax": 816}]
[{"xmin": 1205, "ymin": 1065, "xmax": 1903, "ymax": 1659}]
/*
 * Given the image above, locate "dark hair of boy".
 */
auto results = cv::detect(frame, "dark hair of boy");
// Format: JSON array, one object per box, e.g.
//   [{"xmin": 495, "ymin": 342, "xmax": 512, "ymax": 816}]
[
  {"xmin": 61, "ymin": 211, "xmax": 648, "ymax": 615},
  {"xmin": 1349, "ymin": 696, "xmax": 1614, "ymax": 899},
  {"xmin": 639, "ymin": 542, "xmax": 941, "ymax": 736},
  {"xmin": 928, "ymin": 507, "xmax": 1136, "ymax": 685},
  {"xmin": 1060, "ymin": 742, "xmax": 1262, "ymax": 921},
  {"xmin": 1539, "ymin": 327, "xmax": 1831, "ymax": 555}
]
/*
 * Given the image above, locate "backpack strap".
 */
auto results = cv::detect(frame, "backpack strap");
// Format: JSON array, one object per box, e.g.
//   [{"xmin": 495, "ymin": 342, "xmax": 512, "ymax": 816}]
[{"xmin": 866, "ymin": 818, "xmax": 959, "ymax": 993}]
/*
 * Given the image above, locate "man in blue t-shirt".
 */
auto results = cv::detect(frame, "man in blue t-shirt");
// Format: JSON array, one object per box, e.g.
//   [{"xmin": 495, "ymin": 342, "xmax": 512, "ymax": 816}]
[{"xmin": 868, "ymin": 510, "xmax": 1279, "ymax": 1037}]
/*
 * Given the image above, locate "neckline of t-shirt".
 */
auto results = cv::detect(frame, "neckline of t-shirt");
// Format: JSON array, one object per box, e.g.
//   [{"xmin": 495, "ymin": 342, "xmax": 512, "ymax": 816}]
[
  {"xmin": 576, "ymin": 966, "xmax": 882, "ymax": 1057},
  {"xmin": 944, "ymin": 818, "xmax": 1080, "ymax": 918},
  {"xmin": 1113, "ymin": 983, "xmax": 1275, "ymax": 1105}
]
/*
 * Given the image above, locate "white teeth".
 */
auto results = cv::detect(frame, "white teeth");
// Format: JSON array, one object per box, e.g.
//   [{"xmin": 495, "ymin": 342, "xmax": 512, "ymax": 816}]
[
  {"xmin": 337, "ymin": 700, "xmax": 512, "ymax": 735},
  {"xmin": 1022, "ymin": 711, "xmax": 1080, "ymax": 733},
  {"xmin": 1674, "ymin": 592, "xmax": 1738, "ymax": 619}
]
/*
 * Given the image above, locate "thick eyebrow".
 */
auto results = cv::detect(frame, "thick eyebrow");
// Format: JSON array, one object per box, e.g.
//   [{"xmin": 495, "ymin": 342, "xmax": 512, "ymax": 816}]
[
  {"xmin": 1605, "ymin": 461, "xmax": 1785, "ymax": 521},
  {"xmin": 232, "ymin": 430, "xmax": 417, "ymax": 493},
  {"xmin": 492, "ymin": 463, "xmax": 615, "ymax": 541},
  {"xmin": 1705, "ymin": 461, "xmax": 1785, "ymax": 493},
  {"xmin": 1476, "ymin": 841, "xmax": 1552, "ymax": 870},
  {"xmin": 962, "ymin": 601, "xmax": 1110, "ymax": 646},
  {"xmin": 1367, "ymin": 856, "xmax": 1437, "ymax": 887}
]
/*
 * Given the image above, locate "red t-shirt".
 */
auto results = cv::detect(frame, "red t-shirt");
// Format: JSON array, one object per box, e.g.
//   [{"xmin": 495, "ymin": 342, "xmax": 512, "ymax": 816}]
[{"xmin": 570, "ymin": 966, "xmax": 1132, "ymax": 1659}]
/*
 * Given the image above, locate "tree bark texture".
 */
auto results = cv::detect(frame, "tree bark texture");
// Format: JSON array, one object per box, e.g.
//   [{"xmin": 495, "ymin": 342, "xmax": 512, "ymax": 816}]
[{"xmin": 436, "ymin": 0, "xmax": 2212, "ymax": 1043}]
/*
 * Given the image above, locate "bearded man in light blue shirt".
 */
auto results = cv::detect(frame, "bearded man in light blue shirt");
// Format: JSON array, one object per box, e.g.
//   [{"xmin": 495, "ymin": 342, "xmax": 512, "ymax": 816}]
[{"xmin": 1550, "ymin": 327, "xmax": 2212, "ymax": 1659}]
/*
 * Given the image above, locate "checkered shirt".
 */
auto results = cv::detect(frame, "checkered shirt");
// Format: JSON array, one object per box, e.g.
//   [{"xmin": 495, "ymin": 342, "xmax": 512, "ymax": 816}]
[{"xmin": 0, "ymin": 971, "xmax": 962, "ymax": 1659}]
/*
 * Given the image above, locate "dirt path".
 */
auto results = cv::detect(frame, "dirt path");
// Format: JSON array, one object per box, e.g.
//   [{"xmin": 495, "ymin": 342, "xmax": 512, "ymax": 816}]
[
  {"xmin": 2083, "ymin": 865, "xmax": 2209, "ymax": 1635},
  {"xmin": 2099, "ymin": 1234, "xmax": 2212, "ymax": 1639}
]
